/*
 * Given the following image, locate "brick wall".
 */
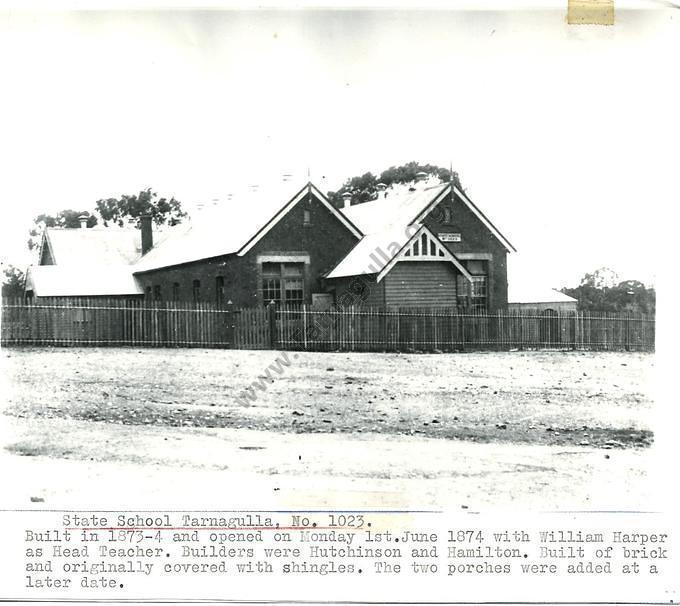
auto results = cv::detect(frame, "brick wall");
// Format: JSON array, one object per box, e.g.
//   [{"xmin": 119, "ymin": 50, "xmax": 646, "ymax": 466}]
[
  {"xmin": 134, "ymin": 191, "xmax": 359, "ymax": 306},
  {"xmin": 423, "ymin": 190, "xmax": 509, "ymax": 311}
]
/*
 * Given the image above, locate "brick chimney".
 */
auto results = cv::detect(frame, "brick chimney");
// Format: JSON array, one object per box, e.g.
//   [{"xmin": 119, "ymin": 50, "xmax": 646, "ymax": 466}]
[
  {"xmin": 140, "ymin": 215, "xmax": 153, "ymax": 255},
  {"xmin": 78, "ymin": 214, "xmax": 88, "ymax": 228},
  {"xmin": 341, "ymin": 192, "xmax": 352, "ymax": 210}
]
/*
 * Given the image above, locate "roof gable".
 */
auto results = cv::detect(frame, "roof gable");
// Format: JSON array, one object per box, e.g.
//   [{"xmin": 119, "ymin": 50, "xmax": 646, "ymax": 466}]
[
  {"xmin": 40, "ymin": 227, "xmax": 144, "ymax": 266},
  {"xmin": 330, "ymin": 179, "xmax": 514, "ymax": 280},
  {"xmin": 326, "ymin": 223, "xmax": 472, "ymax": 283},
  {"xmin": 237, "ymin": 183, "xmax": 362, "ymax": 256},
  {"xmin": 340, "ymin": 181, "xmax": 514, "ymax": 253},
  {"xmin": 133, "ymin": 182, "xmax": 362, "ymax": 273},
  {"xmin": 376, "ymin": 225, "xmax": 472, "ymax": 283},
  {"xmin": 415, "ymin": 185, "xmax": 516, "ymax": 253}
]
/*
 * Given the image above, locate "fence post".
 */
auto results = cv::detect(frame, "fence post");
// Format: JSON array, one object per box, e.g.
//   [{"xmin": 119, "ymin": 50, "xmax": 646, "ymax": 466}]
[
  {"xmin": 268, "ymin": 302, "xmax": 277, "ymax": 349},
  {"xmin": 382, "ymin": 307, "xmax": 388, "ymax": 351},
  {"xmin": 458, "ymin": 312, "xmax": 465, "ymax": 352},
  {"xmin": 303, "ymin": 304, "xmax": 308, "ymax": 350}
]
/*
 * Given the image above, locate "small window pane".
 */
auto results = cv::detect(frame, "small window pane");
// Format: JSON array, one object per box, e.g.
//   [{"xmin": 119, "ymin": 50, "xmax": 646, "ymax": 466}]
[
  {"xmin": 262, "ymin": 262, "xmax": 280, "ymax": 277},
  {"xmin": 283, "ymin": 263, "xmax": 304, "ymax": 277},
  {"xmin": 263, "ymin": 277, "xmax": 281, "ymax": 304},
  {"xmin": 284, "ymin": 278, "xmax": 304, "ymax": 304}
]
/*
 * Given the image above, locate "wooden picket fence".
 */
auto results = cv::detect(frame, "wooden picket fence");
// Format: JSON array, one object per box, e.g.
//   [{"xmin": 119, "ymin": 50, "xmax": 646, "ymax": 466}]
[
  {"xmin": 0, "ymin": 298, "xmax": 237, "ymax": 348},
  {"xmin": 273, "ymin": 306, "xmax": 654, "ymax": 352},
  {"xmin": 1, "ymin": 298, "xmax": 655, "ymax": 352}
]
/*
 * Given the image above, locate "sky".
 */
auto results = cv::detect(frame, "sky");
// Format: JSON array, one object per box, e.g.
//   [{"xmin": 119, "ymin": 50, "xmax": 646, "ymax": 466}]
[{"xmin": 1, "ymin": 4, "xmax": 678, "ymax": 292}]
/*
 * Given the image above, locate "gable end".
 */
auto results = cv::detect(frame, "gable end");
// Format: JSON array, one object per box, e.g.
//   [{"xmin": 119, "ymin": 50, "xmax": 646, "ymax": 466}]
[{"xmin": 237, "ymin": 183, "xmax": 363, "ymax": 257}]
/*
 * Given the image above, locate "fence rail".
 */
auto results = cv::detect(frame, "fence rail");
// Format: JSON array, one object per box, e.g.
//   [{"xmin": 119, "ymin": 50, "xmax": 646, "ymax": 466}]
[{"xmin": 1, "ymin": 298, "xmax": 655, "ymax": 352}]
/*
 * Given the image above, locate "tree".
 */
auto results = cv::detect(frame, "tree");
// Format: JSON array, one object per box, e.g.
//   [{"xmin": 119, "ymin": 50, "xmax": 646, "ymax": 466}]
[
  {"xmin": 581, "ymin": 267, "xmax": 620, "ymax": 289},
  {"xmin": 2, "ymin": 264, "xmax": 25, "ymax": 298},
  {"xmin": 327, "ymin": 161, "xmax": 465, "ymax": 208},
  {"xmin": 561, "ymin": 269, "xmax": 655, "ymax": 314},
  {"xmin": 95, "ymin": 188, "xmax": 187, "ymax": 228},
  {"xmin": 27, "ymin": 189, "xmax": 187, "ymax": 252},
  {"xmin": 27, "ymin": 210, "xmax": 97, "ymax": 250}
]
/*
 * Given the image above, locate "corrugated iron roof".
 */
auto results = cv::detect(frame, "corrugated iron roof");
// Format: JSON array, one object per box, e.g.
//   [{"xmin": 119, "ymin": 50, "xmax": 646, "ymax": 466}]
[
  {"xmin": 508, "ymin": 286, "xmax": 577, "ymax": 304},
  {"xmin": 341, "ymin": 181, "xmax": 449, "ymax": 235},
  {"xmin": 44, "ymin": 227, "xmax": 143, "ymax": 265},
  {"xmin": 331, "ymin": 179, "xmax": 515, "ymax": 280},
  {"xmin": 132, "ymin": 183, "xmax": 316, "ymax": 273},
  {"xmin": 25, "ymin": 265, "xmax": 143, "ymax": 297},
  {"xmin": 326, "ymin": 225, "xmax": 413, "ymax": 279}
]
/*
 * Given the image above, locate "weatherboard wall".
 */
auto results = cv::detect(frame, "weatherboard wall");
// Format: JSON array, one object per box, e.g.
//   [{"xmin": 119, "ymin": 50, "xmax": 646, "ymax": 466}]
[{"xmin": 383, "ymin": 261, "xmax": 458, "ymax": 308}]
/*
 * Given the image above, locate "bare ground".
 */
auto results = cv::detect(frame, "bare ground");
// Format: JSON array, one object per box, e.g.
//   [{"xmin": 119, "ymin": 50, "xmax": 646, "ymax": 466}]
[{"xmin": 0, "ymin": 347, "xmax": 656, "ymax": 509}]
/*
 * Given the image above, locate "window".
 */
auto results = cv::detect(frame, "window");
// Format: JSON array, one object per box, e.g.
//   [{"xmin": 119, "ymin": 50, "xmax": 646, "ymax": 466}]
[
  {"xmin": 192, "ymin": 279, "xmax": 201, "ymax": 302},
  {"xmin": 470, "ymin": 276, "xmax": 488, "ymax": 311},
  {"xmin": 283, "ymin": 264, "xmax": 304, "ymax": 304},
  {"xmin": 172, "ymin": 282, "xmax": 180, "ymax": 301},
  {"xmin": 262, "ymin": 263, "xmax": 282, "ymax": 305},
  {"xmin": 261, "ymin": 262, "xmax": 305, "ymax": 305},
  {"xmin": 303, "ymin": 209, "xmax": 311, "ymax": 226},
  {"xmin": 153, "ymin": 285, "xmax": 162, "ymax": 301},
  {"xmin": 457, "ymin": 261, "xmax": 488, "ymax": 311},
  {"xmin": 215, "ymin": 276, "xmax": 224, "ymax": 304},
  {"xmin": 467, "ymin": 261, "xmax": 488, "ymax": 311}
]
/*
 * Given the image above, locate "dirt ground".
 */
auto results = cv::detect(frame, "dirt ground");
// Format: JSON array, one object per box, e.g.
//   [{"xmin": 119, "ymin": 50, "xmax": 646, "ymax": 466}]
[{"xmin": 0, "ymin": 347, "xmax": 656, "ymax": 510}]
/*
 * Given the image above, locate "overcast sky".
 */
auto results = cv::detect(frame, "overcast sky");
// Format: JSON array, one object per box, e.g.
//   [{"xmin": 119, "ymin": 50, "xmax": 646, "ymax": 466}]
[{"xmin": 1, "ymin": 5, "xmax": 677, "ymax": 291}]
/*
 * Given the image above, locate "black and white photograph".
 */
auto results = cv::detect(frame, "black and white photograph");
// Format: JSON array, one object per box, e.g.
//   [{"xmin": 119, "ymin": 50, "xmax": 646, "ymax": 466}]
[{"xmin": 0, "ymin": 0, "xmax": 677, "ymax": 602}]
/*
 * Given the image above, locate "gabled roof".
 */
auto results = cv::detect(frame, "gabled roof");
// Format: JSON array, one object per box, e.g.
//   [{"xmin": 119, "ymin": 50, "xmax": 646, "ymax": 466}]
[
  {"xmin": 25, "ymin": 265, "xmax": 142, "ymax": 297},
  {"xmin": 237, "ymin": 183, "xmax": 362, "ymax": 256},
  {"xmin": 326, "ymin": 223, "xmax": 472, "ymax": 283},
  {"xmin": 448, "ymin": 186, "xmax": 516, "ymax": 254},
  {"xmin": 325, "ymin": 224, "xmax": 411, "ymax": 280},
  {"xmin": 133, "ymin": 182, "xmax": 362, "ymax": 273},
  {"xmin": 328, "ymin": 179, "xmax": 514, "ymax": 281},
  {"xmin": 342, "ymin": 181, "xmax": 450, "ymax": 235},
  {"xmin": 341, "ymin": 180, "xmax": 515, "ymax": 253},
  {"xmin": 40, "ymin": 227, "xmax": 144, "ymax": 266}
]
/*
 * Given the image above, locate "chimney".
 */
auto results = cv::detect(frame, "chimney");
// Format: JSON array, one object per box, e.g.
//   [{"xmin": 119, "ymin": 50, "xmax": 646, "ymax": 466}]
[
  {"xmin": 341, "ymin": 191, "xmax": 352, "ymax": 210},
  {"xmin": 140, "ymin": 215, "xmax": 153, "ymax": 255},
  {"xmin": 78, "ymin": 214, "xmax": 88, "ymax": 229},
  {"xmin": 415, "ymin": 171, "xmax": 428, "ymax": 185},
  {"xmin": 376, "ymin": 183, "xmax": 387, "ymax": 199}
]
